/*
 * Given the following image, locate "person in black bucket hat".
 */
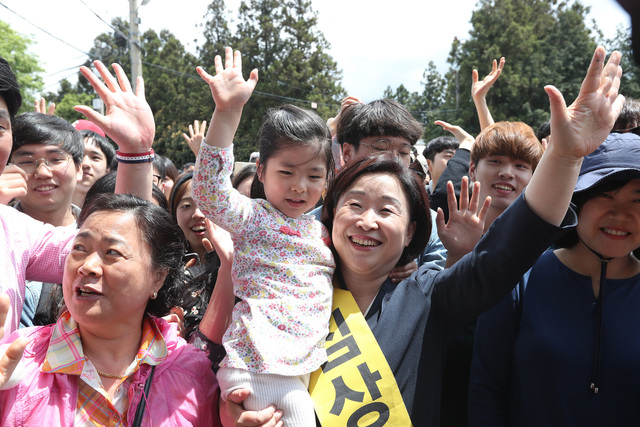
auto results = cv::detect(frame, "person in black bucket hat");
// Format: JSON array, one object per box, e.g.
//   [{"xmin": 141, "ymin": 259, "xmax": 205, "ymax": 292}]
[{"xmin": 470, "ymin": 131, "xmax": 640, "ymax": 427}]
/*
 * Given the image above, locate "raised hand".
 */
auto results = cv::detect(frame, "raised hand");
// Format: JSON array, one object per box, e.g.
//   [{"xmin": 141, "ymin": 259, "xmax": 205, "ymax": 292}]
[
  {"xmin": 434, "ymin": 120, "xmax": 475, "ymax": 150},
  {"xmin": 197, "ymin": 47, "xmax": 259, "ymax": 113},
  {"xmin": 0, "ymin": 165, "xmax": 28, "ymax": 205},
  {"xmin": 34, "ymin": 97, "xmax": 55, "ymax": 115},
  {"xmin": 545, "ymin": 46, "xmax": 624, "ymax": 160},
  {"xmin": 183, "ymin": 120, "xmax": 207, "ymax": 156},
  {"xmin": 472, "ymin": 57, "xmax": 505, "ymax": 131},
  {"xmin": 471, "ymin": 57, "xmax": 505, "ymax": 102},
  {"xmin": 436, "ymin": 177, "xmax": 491, "ymax": 267},
  {"xmin": 74, "ymin": 61, "xmax": 155, "ymax": 153}
]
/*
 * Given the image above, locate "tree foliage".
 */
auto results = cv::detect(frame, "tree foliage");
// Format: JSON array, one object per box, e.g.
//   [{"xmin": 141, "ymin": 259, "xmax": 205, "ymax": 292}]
[{"xmin": 0, "ymin": 20, "xmax": 44, "ymax": 114}]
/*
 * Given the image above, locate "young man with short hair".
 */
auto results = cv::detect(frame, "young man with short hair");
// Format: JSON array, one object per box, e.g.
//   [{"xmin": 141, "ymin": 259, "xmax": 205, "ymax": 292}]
[{"xmin": 423, "ymin": 136, "xmax": 459, "ymax": 192}]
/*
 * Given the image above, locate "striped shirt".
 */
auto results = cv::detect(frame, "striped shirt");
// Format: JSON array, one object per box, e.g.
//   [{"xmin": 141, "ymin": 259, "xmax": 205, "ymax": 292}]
[{"xmin": 42, "ymin": 311, "xmax": 167, "ymax": 427}]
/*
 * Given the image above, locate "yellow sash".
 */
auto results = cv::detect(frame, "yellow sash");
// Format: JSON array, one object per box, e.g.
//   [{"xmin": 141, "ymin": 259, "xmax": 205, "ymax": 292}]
[{"xmin": 310, "ymin": 287, "xmax": 413, "ymax": 426}]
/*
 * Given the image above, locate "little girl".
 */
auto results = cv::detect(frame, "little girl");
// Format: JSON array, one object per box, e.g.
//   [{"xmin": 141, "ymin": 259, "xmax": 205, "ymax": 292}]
[{"xmin": 192, "ymin": 47, "xmax": 335, "ymax": 425}]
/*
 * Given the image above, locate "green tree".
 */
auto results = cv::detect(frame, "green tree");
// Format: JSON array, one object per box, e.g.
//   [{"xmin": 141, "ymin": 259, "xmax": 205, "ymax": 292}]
[
  {"xmin": 605, "ymin": 26, "xmax": 640, "ymax": 99},
  {"xmin": 441, "ymin": 0, "xmax": 597, "ymax": 135},
  {"xmin": 0, "ymin": 20, "xmax": 44, "ymax": 113},
  {"xmin": 203, "ymin": 0, "xmax": 344, "ymax": 161}
]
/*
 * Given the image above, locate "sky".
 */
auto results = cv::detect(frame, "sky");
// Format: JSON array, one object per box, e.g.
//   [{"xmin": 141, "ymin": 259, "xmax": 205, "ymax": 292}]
[{"xmin": 0, "ymin": 0, "xmax": 632, "ymax": 104}]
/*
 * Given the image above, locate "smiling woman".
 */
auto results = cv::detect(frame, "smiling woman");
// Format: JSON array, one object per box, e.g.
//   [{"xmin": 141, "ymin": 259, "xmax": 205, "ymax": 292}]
[{"xmin": 0, "ymin": 194, "xmax": 220, "ymax": 426}]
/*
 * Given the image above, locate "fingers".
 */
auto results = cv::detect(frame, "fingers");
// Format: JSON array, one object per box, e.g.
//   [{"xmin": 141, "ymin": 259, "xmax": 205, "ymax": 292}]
[
  {"xmin": 112, "ymin": 63, "xmax": 133, "ymax": 93},
  {"xmin": 472, "ymin": 69, "xmax": 478, "ymax": 85},
  {"xmin": 541, "ymin": 137, "xmax": 548, "ymax": 152},
  {"xmin": 227, "ymin": 388, "xmax": 250, "ymax": 404},
  {"xmin": 202, "ymin": 237, "xmax": 214, "ymax": 253},
  {"xmin": 197, "ymin": 66, "xmax": 214, "ymax": 82},
  {"xmin": 459, "ymin": 176, "xmax": 469, "ymax": 212},
  {"xmin": 214, "ymin": 55, "xmax": 223, "ymax": 75},
  {"xmin": 200, "ymin": 120, "xmax": 207, "ymax": 135},
  {"xmin": 435, "ymin": 207, "xmax": 446, "ymax": 234},
  {"xmin": 136, "ymin": 76, "xmax": 146, "ymax": 101},
  {"xmin": 248, "ymin": 68, "xmax": 259, "ymax": 88},
  {"xmin": 93, "ymin": 61, "xmax": 119, "ymax": 93},
  {"xmin": 446, "ymin": 181, "xmax": 458, "ymax": 216},
  {"xmin": 544, "ymin": 85, "xmax": 568, "ymax": 126},
  {"xmin": 579, "ymin": 46, "xmax": 607, "ymax": 95},
  {"xmin": 498, "ymin": 57, "xmax": 505, "ymax": 71},
  {"xmin": 224, "ymin": 47, "xmax": 233, "ymax": 69},
  {"xmin": 234, "ymin": 49, "xmax": 242, "ymax": 70},
  {"xmin": 74, "ymin": 105, "xmax": 106, "ymax": 131},
  {"xmin": 468, "ymin": 178, "xmax": 480, "ymax": 214},
  {"xmin": 477, "ymin": 194, "xmax": 492, "ymax": 224},
  {"xmin": 47, "ymin": 102, "xmax": 56, "ymax": 115}
]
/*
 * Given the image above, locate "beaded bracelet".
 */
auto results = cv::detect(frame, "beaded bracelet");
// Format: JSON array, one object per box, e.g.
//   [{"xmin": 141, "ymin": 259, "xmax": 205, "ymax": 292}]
[{"xmin": 116, "ymin": 149, "xmax": 155, "ymax": 163}]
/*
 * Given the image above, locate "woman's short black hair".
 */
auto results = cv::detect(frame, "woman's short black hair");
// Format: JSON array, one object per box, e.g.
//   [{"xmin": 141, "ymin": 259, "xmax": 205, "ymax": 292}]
[
  {"xmin": 78, "ymin": 193, "xmax": 187, "ymax": 317},
  {"xmin": 321, "ymin": 153, "xmax": 431, "ymax": 267}
]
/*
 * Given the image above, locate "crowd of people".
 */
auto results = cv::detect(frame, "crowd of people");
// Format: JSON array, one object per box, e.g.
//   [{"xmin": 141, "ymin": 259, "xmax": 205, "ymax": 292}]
[{"xmin": 0, "ymin": 42, "xmax": 636, "ymax": 427}]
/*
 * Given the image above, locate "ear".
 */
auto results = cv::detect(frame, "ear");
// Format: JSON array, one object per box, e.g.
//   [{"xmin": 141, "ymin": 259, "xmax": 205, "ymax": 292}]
[
  {"xmin": 405, "ymin": 221, "xmax": 416, "ymax": 247},
  {"xmin": 469, "ymin": 161, "xmax": 477, "ymax": 182},
  {"xmin": 152, "ymin": 269, "xmax": 169, "ymax": 294},
  {"xmin": 256, "ymin": 159, "xmax": 265, "ymax": 184},
  {"xmin": 75, "ymin": 163, "xmax": 83, "ymax": 181},
  {"xmin": 341, "ymin": 142, "xmax": 354, "ymax": 164},
  {"xmin": 426, "ymin": 158, "xmax": 434, "ymax": 175}
]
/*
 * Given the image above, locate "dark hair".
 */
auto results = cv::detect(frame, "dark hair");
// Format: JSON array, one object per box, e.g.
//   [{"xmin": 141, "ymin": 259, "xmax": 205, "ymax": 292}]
[
  {"xmin": 11, "ymin": 112, "xmax": 83, "ymax": 165},
  {"xmin": 84, "ymin": 171, "xmax": 169, "ymax": 211},
  {"xmin": 77, "ymin": 193, "xmax": 186, "ymax": 317},
  {"xmin": 81, "ymin": 129, "xmax": 116, "ymax": 170},
  {"xmin": 252, "ymin": 104, "xmax": 334, "ymax": 202},
  {"xmin": 555, "ymin": 178, "xmax": 634, "ymax": 249},
  {"xmin": 471, "ymin": 121, "xmax": 543, "ymax": 170},
  {"xmin": 613, "ymin": 97, "xmax": 640, "ymax": 131},
  {"xmin": 161, "ymin": 155, "xmax": 179, "ymax": 183},
  {"xmin": 535, "ymin": 121, "xmax": 551, "ymax": 142},
  {"xmin": 321, "ymin": 153, "xmax": 431, "ymax": 266},
  {"xmin": 423, "ymin": 136, "xmax": 459, "ymax": 161},
  {"xmin": 181, "ymin": 162, "xmax": 195, "ymax": 172},
  {"xmin": 336, "ymin": 99, "xmax": 423, "ymax": 150},
  {"xmin": 232, "ymin": 163, "xmax": 256, "ymax": 190},
  {"xmin": 0, "ymin": 57, "xmax": 22, "ymax": 118},
  {"xmin": 169, "ymin": 172, "xmax": 193, "ymax": 220}
]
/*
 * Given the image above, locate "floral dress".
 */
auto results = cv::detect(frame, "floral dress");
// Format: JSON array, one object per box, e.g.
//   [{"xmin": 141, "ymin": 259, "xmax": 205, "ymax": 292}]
[{"xmin": 193, "ymin": 144, "xmax": 335, "ymax": 376}]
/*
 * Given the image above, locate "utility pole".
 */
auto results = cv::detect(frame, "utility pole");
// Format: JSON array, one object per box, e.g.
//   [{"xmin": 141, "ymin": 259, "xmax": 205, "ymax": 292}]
[{"xmin": 129, "ymin": 0, "xmax": 150, "ymax": 91}]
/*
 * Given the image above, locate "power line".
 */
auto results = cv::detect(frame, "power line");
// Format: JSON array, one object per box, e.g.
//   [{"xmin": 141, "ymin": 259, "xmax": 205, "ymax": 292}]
[
  {"xmin": 0, "ymin": 1, "xmax": 94, "ymax": 58},
  {"xmin": 77, "ymin": 0, "xmax": 118, "ymax": 32}
]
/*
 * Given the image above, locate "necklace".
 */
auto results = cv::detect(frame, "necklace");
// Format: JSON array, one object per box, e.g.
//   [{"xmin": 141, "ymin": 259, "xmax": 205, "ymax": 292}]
[{"xmin": 96, "ymin": 369, "xmax": 127, "ymax": 380}]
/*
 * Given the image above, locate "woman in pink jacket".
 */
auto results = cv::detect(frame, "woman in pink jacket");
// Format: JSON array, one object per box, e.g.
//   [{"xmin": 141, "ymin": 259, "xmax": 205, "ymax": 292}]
[{"xmin": 0, "ymin": 193, "xmax": 219, "ymax": 426}]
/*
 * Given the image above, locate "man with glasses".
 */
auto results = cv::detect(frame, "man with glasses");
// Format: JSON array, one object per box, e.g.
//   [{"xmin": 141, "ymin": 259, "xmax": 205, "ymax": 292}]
[
  {"xmin": 10, "ymin": 112, "xmax": 84, "ymax": 228},
  {"xmin": 338, "ymin": 99, "xmax": 421, "ymax": 167},
  {"xmin": 7, "ymin": 112, "xmax": 84, "ymax": 328},
  {"xmin": 336, "ymin": 98, "xmax": 447, "ymax": 277}
]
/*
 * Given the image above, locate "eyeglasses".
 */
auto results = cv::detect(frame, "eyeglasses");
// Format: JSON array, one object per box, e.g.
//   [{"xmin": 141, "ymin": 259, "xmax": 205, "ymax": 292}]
[
  {"xmin": 152, "ymin": 174, "xmax": 163, "ymax": 186},
  {"xmin": 12, "ymin": 152, "xmax": 71, "ymax": 174},
  {"xmin": 359, "ymin": 139, "xmax": 413, "ymax": 158}
]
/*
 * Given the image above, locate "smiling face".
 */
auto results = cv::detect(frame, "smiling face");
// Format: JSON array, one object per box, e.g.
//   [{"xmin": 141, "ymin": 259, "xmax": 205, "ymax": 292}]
[
  {"xmin": 470, "ymin": 155, "xmax": 533, "ymax": 214},
  {"xmin": 332, "ymin": 172, "xmax": 416, "ymax": 282},
  {"xmin": 576, "ymin": 179, "xmax": 640, "ymax": 259},
  {"xmin": 11, "ymin": 144, "xmax": 82, "ymax": 224},
  {"xmin": 77, "ymin": 138, "xmax": 110, "ymax": 194},
  {"xmin": 258, "ymin": 144, "xmax": 328, "ymax": 218},
  {"xmin": 63, "ymin": 210, "xmax": 164, "ymax": 331},
  {"xmin": 175, "ymin": 181, "xmax": 207, "ymax": 253}
]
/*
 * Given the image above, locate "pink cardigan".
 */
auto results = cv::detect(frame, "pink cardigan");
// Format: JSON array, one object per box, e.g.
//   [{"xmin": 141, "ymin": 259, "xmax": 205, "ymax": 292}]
[{"xmin": 0, "ymin": 318, "xmax": 220, "ymax": 426}]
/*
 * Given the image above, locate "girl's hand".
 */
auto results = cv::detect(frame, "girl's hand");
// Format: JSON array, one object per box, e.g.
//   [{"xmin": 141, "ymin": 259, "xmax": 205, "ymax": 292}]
[
  {"xmin": 219, "ymin": 389, "xmax": 283, "ymax": 427},
  {"xmin": 197, "ymin": 47, "xmax": 259, "ymax": 113},
  {"xmin": 437, "ymin": 177, "xmax": 491, "ymax": 267}
]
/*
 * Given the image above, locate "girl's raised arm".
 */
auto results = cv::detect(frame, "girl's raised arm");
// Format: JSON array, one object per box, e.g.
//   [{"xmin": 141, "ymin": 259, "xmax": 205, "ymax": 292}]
[{"xmin": 197, "ymin": 47, "xmax": 259, "ymax": 150}]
